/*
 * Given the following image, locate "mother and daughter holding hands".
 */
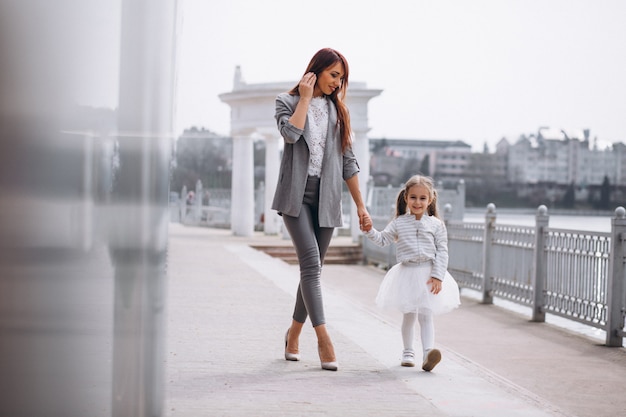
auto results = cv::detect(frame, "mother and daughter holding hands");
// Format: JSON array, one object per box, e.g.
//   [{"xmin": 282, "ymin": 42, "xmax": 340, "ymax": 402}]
[{"xmin": 273, "ymin": 48, "xmax": 460, "ymax": 373}]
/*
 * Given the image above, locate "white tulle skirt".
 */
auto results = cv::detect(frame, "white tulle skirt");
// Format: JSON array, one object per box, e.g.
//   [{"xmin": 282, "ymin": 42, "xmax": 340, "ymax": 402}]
[{"xmin": 375, "ymin": 262, "xmax": 461, "ymax": 315}]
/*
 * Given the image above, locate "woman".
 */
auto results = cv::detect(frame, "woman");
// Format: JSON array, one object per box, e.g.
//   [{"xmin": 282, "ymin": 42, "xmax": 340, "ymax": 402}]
[{"xmin": 272, "ymin": 48, "xmax": 371, "ymax": 371}]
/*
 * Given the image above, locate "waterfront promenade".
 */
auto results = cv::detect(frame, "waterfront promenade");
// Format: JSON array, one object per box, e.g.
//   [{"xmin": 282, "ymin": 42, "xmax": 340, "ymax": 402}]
[{"xmin": 165, "ymin": 223, "xmax": 626, "ymax": 417}]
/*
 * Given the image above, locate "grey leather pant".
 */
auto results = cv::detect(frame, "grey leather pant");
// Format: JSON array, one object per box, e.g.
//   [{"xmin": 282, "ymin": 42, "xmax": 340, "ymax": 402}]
[{"xmin": 282, "ymin": 176, "xmax": 334, "ymax": 327}]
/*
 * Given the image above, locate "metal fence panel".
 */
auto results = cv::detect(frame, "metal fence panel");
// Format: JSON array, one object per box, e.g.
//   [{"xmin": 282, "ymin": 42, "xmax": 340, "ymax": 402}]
[
  {"xmin": 447, "ymin": 222, "xmax": 484, "ymax": 291},
  {"xmin": 491, "ymin": 225, "xmax": 535, "ymax": 306},
  {"xmin": 544, "ymin": 229, "xmax": 611, "ymax": 328}
]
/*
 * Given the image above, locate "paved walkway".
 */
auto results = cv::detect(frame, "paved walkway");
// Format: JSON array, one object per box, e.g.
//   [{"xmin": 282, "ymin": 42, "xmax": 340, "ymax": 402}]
[{"xmin": 165, "ymin": 223, "xmax": 626, "ymax": 417}]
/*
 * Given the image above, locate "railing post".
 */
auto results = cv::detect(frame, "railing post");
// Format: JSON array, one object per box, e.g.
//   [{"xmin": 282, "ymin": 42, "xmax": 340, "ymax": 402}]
[
  {"xmin": 180, "ymin": 185, "xmax": 188, "ymax": 224},
  {"xmin": 193, "ymin": 179, "xmax": 203, "ymax": 224},
  {"xmin": 457, "ymin": 179, "xmax": 466, "ymax": 220},
  {"xmin": 482, "ymin": 203, "xmax": 496, "ymax": 304},
  {"xmin": 606, "ymin": 206, "xmax": 626, "ymax": 347},
  {"xmin": 443, "ymin": 203, "xmax": 452, "ymax": 227},
  {"xmin": 532, "ymin": 205, "xmax": 549, "ymax": 322}
]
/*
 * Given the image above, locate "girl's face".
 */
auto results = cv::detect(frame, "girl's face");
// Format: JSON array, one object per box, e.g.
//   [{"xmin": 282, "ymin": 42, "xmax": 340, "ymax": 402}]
[
  {"xmin": 405, "ymin": 184, "xmax": 431, "ymax": 220},
  {"xmin": 313, "ymin": 62, "xmax": 344, "ymax": 97}
]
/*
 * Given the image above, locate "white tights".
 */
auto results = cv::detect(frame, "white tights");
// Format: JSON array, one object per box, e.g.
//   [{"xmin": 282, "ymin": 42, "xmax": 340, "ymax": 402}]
[{"xmin": 401, "ymin": 312, "xmax": 434, "ymax": 359}]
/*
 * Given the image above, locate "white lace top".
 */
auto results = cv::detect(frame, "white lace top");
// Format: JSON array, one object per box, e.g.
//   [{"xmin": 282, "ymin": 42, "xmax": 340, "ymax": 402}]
[{"xmin": 307, "ymin": 96, "xmax": 328, "ymax": 177}]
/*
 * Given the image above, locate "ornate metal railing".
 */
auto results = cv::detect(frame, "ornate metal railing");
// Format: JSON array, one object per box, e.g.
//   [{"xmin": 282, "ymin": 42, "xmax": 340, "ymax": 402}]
[
  {"xmin": 446, "ymin": 221, "xmax": 484, "ymax": 292},
  {"xmin": 363, "ymin": 203, "xmax": 626, "ymax": 347},
  {"xmin": 543, "ymin": 229, "xmax": 611, "ymax": 327}
]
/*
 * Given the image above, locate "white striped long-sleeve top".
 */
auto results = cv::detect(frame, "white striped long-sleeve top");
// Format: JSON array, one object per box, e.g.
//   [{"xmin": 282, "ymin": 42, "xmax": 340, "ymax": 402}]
[{"xmin": 364, "ymin": 213, "xmax": 449, "ymax": 280}]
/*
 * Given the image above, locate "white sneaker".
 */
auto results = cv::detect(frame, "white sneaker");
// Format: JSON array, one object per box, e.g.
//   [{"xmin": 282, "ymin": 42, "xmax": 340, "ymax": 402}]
[
  {"xmin": 401, "ymin": 349, "xmax": 415, "ymax": 367},
  {"xmin": 422, "ymin": 349, "xmax": 441, "ymax": 372}
]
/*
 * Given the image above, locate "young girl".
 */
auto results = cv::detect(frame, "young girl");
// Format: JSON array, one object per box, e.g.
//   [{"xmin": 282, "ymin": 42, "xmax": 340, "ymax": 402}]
[{"xmin": 362, "ymin": 175, "xmax": 460, "ymax": 371}]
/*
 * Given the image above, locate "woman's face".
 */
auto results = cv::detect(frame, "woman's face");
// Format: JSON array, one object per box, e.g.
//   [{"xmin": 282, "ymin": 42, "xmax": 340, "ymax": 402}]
[{"xmin": 313, "ymin": 62, "xmax": 344, "ymax": 97}]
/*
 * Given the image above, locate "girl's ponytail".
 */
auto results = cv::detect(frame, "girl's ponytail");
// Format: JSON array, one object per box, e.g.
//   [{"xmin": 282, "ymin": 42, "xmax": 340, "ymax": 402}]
[
  {"xmin": 395, "ymin": 189, "xmax": 407, "ymax": 217},
  {"xmin": 428, "ymin": 189, "xmax": 440, "ymax": 218}
]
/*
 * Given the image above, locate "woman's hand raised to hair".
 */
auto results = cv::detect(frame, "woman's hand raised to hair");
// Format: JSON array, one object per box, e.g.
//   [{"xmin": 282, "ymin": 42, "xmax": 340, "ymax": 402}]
[
  {"xmin": 289, "ymin": 72, "xmax": 317, "ymax": 128},
  {"xmin": 298, "ymin": 72, "xmax": 316, "ymax": 99}
]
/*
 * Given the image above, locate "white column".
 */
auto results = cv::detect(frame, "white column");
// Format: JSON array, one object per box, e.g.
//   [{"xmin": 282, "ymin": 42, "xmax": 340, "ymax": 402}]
[
  {"xmin": 263, "ymin": 134, "xmax": 281, "ymax": 234},
  {"xmin": 351, "ymin": 130, "xmax": 370, "ymax": 241},
  {"xmin": 231, "ymin": 135, "xmax": 254, "ymax": 236}
]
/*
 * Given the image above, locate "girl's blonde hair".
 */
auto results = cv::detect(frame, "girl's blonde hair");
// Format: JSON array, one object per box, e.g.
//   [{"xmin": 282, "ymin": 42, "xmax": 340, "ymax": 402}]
[{"xmin": 395, "ymin": 175, "xmax": 440, "ymax": 219}]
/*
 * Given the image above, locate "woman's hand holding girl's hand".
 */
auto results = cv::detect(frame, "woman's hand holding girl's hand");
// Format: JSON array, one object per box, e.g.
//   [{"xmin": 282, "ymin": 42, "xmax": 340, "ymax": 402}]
[
  {"xmin": 358, "ymin": 208, "xmax": 372, "ymax": 232},
  {"xmin": 428, "ymin": 278, "xmax": 442, "ymax": 295},
  {"xmin": 298, "ymin": 72, "xmax": 316, "ymax": 99},
  {"xmin": 360, "ymin": 216, "xmax": 372, "ymax": 232}
]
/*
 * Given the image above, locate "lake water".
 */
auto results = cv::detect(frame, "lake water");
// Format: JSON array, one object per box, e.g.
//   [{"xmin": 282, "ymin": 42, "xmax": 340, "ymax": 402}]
[{"xmin": 463, "ymin": 210, "xmax": 612, "ymax": 233}]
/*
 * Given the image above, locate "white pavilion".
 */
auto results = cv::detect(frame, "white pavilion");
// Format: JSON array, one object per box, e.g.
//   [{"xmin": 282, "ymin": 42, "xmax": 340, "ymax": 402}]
[{"xmin": 219, "ymin": 66, "xmax": 382, "ymax": 241}]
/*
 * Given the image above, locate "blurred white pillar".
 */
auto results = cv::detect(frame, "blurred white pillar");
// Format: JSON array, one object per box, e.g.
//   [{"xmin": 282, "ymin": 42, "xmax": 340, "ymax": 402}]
[
  {"xmin": 231, "ymin": 134, "xmax": 255, "ymax": 236},
  {"xmin": 346, "ymin": 84, "xmax": 381, "ymax": 242},
  {"xmin": 0, "ymin": 1, "xmax": 178, "ymax": 417},
  {"xmin": 351, "ymin": 129, "xmax": 371, "ymax": 241},
  {"xmin": 263, "ymin": 132, "xmax": 281, "ymax": 235},
  {"xmin": 110, "ymin": 1, "xmax": 178, "ymax": 416}
]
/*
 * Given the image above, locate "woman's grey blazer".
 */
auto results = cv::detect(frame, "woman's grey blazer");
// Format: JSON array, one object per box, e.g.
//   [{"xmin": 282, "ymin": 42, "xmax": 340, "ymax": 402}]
[{"xmin": 271, "ymin": 92, "xmax": 360, "ymax": 228}]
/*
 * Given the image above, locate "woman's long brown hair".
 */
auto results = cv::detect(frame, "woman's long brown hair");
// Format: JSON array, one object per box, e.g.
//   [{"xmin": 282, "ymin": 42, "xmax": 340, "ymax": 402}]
[{"xmin": 289, "ymin": 48, "xmax": 352, "ymax": 152}]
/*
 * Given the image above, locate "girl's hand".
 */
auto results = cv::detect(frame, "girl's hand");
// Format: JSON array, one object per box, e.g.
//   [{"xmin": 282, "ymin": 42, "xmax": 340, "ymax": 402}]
[
  {"xmin": 298, "ymin": 72, "xmax": 316, "ymax": 99},
  {"xmin": 428, "ymin": 278, "xmax": 442, "ymax": 295}
]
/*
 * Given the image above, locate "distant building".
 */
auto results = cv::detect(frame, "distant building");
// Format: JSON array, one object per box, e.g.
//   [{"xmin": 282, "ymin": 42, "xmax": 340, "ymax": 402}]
[
  {"xmin": 614, "ymin": 142, "xmax": 626, "ymax": 186},
  {"xmin": 366, "ymin": 128, "xmax": 625, "ymax": 208},
  {"xmin": 505, "ymin": 127, "xmax": 619, "ymax": 187},
  {"xmin": 369, "ymin": 138, "xmax": 472, "ymax": 184},
  {"xmin": 465, "ymin": 145, "xmax": 508, "ymax": 188}
]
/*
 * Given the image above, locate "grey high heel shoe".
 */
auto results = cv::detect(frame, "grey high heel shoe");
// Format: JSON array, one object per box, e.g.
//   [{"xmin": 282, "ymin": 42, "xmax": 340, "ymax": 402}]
[
  {"xmin": 318, "ymin": 346, "xmax": 338, "ymax": 371},
  {"xmin": 284, "ymin": 329, "xmax": 301, "ymax": 361}
]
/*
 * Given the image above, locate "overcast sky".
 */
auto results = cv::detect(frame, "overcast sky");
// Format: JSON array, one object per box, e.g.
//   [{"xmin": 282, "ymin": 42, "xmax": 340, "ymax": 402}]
[{"xmin": 174, "ymin": 0, "xmax": 626, "ymax": 151}]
